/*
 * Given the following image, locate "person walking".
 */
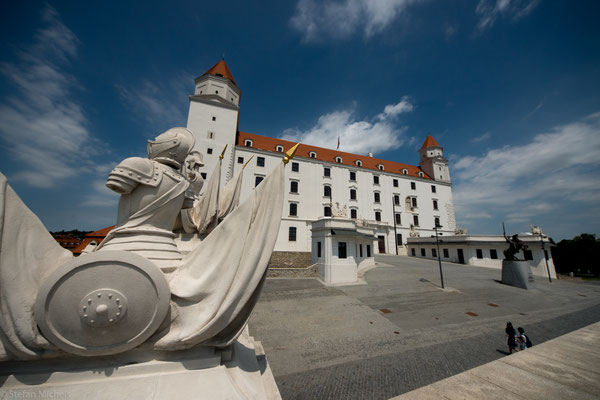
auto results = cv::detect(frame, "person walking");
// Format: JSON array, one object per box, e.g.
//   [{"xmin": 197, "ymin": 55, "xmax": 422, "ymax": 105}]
[
  {"xmin": 506, "ymin": 322, "xmax": 519, "ymax": 354},
  {"xmin": 518, "ymin": 327, "xmax": 532, "ymax": 349}
]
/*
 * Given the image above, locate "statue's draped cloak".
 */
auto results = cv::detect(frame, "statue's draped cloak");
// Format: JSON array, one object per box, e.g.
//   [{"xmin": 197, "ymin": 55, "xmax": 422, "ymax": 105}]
[
  {"xmin": 154, "ymin": 162, "xmax": 284, "ymax": 349},
  {"xmin": 0, "ymin": 173, "xmax": 72, "ymax": 361},
  {"xmin": 0, "ymin": 161, "xmax": 283, "ymax": 359}
]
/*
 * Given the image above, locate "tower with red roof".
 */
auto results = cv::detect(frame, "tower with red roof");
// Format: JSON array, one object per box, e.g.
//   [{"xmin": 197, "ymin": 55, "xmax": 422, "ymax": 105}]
[{"xmin": 419, "ymin": 135, "xmax": 450, "ymax": 183}]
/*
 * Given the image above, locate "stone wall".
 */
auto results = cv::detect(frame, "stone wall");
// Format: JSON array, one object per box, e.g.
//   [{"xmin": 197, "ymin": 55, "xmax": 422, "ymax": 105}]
[{"xmin": 267, "ymin": 251, "xmax": 318, "ymax": 278}]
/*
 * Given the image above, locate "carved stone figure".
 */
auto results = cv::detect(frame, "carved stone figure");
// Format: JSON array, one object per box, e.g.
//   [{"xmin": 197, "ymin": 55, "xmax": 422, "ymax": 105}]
[
  {"xmin": 97, "ymin": 127, "xmax": 197, "ymax": 272},
  {"xmin": 332, "ymin": 202, "xmax": 347, "ymax": 217},
  {"xmin": 409, "ymin": 224, "xmax": 420, "ymax": 237},
  {"xmin": 503, "ymin": 233, "xmax": 528, "ymax": 261},
  {"xmin": 0, "ymin": 129, "xmax": 297, "ymax": 363}
]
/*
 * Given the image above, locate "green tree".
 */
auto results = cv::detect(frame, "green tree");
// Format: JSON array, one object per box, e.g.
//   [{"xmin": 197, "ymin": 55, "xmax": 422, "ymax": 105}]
[{"xmin": 552, "ymin": 233, "xmax": 600, "ymax": 277}]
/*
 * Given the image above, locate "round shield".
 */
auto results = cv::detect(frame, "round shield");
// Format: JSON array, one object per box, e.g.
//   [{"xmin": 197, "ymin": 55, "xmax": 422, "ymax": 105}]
[{"xmin": 35, "ymin": 250, "xmax": 171, "ymax": 356}]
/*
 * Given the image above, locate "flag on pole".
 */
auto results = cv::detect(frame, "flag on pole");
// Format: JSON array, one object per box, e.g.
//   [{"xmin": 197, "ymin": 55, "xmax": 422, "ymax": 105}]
[{"xmin": 337, "ymin": 134, "xmax": 340, "ymax": 150}]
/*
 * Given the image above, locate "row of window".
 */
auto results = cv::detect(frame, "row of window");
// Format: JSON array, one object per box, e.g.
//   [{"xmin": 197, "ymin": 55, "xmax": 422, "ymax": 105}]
[
  {"xmin": 413, "ymin": 248, "xmax": 533, "ymax": 261},
  {"xmin": 314, "ymin": 239, "xmax": 372, "ymax": 259},
  {"xmin": 237, "ymin": 154, "xmax": 435, "ymax": 187}
]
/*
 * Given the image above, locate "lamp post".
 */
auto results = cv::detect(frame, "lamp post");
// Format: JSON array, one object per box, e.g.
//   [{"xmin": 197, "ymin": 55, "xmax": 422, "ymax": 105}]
[
  {"xmin": 434, "ymin": 224, "xmax": 444, "ymax": 289},
  {"xmin": 540, "ymin": 234, "xmax": 552, "ymax": 283}
]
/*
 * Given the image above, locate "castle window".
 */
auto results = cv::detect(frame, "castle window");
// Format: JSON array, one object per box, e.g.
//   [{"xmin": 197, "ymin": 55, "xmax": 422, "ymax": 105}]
[
  {"xmin": 431, "ymin": 185, "xmax": 437, "ymax": 193},
  {"xmin": 421, "ymin": 248, "xmax": 426, "ymax": 256},
  {"xmin": 244, "ymin": 139, "xmax": 253, "ymax": 147},
  {"xmin": 309, "ymin": 151, "xmax": 317, "ymax": 158},
  {"xmin": 254, "ymin": 176, "xmax": 264, "ymax": 187},
  {"xmin": 317, "ymin": 241, "xmax": 322, "ymax": 258},
  {"xmin": 324, "ymin": 206, "xmax": 332, "ymax": 217},
  {"xmin": 215, "ymin": 90, "xmax": 218, "ymax": 94},
  {"xmin": 338, "ymin": 242, "xmax": 347, "ymax": 259},
  {"xmin": 412, "ymin": 197, "xmax": 418, "ymax": 208},
  {"xmin": 411, "ymin": 248, "xmax": 416, "ymax": 256},
  {"xmin": 350, "ymin": 189, "xmax": 357, "ymax": 200},
  {"xmin": 418, "ymin": 172, "xmax": 424, "ymax": 178},
  {"xmin": 238, "ymin": 157, "xmax": 244, "ymax": 164},
  {"xmin": 207, "ymin": 148, "xmax": 213, "ymax": 154},
  {"xmin": 433, "ymin": 200, "xmax": 438, "ymax": 210},
  {"xmin": 394, "ymin": 195, "xmax": 400, "ymax": 205},
  {"xmin": 476, "ymin": 249, "xmax": 483, "ymax": 259},
  {"xmin": 373, "ymin": 175, "xmax": 379, "ymax": 185},
  {"xmin": 402, "ymin": 169, "xmax": 408, "ymax": 175},
  {"xmin": 257, "ymin": 157, "xmax": 265, "ymax": 167},
  {"xmin": 374, "ymin": 192, "xmax": 380, "ymax": 203},
  {"xmin": 356, "ymin": 160, "xmax": 362, "ymax": 167},
  {"xmin": 375, "ymin": 211, "xmax": 381, "ymax": 221},
  {"xmin": 201, "ymin": 173, "xmax": 207, "ymax": 179},
  {"xmin": 324, "ymin": 185, "xmax": 331, "ymax": 198},
  {"xmin": 350, "ymin": 171, "xmax": 356, "ymax": 181},
  {"xmin": 350, "ymin": 209, "xmax": 357, "ymax": 219},
  {"xmin": 434, "ymin": 217, "xmax": 440, "ymax": 227},
  {"xmin": 212, "ymin": 116, "xmax": 216, "ymax": 121},
  {"xmin": 276, "ymin": 145, "xmax": 284, "ymax": 152},
  {"xmin": 335, "ymin": 156, "xmax": 342, "ymax": 163},
  {"xmin": 289, "ymin": 227, "xmax": 297, "ymax": 241},
  {"xmin": 367, "ymin": 245, "xmax": 371, "ymax": 257},
  {"xmin": 292, "ymin": 162, "xmax": 299, "ymax": 172},
  {"xmin": 490, "ymin": 249, "xmax": 498, "ymax": 259},
  {"xmin": 396, "ymin": 233, "xmax": 403, "ymax": 245},
  {"xmin": 208, "ymin": 131, "xmax": 214, "ymax": 139},
  {"xmin": 395, "ymin": 213, "xmax": 401, "ymax": 225},
  {"xmin": 393, "ymin": 179, "xmax": 398, "ymax": 187},
  {"xmin": 432, "ymin": 248, "xmax": 437, "ymax": 257},
  {"xmin": 289, "ymin": 203, "xmax": 298, "ymax": 216},
  {"xmin": 411, "ymin": 182, "xmax": 416, "ymax": 190},
  {"xmin": 443, "ymin": 249, "xmax": 449, "ymax": 258},
  {"xmin": 378, "ymin": 164, "xmax": 384, "ymax": 171},
  {"xmin": 413, "ymin": 215, "xmax": 419, "ymax": 226},
  {"xmin": 324, "ymin": 167, "xmax": 330, "ymax": 177},
  {"xmin": 524, "ymin": 250, "xmax": 533, "ymax": 260},
  {"xmin": 290, "ymin": 181, "xmax": 298, "ymax": 193}
]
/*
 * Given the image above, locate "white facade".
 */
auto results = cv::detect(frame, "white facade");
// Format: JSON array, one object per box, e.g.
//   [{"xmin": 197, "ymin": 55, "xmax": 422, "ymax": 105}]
[
  {"xmin": 311, "ymin": 218, "xmax": 376, "ymax": 285},
  {"xmin": 185, "ymin": 61, "xmax": 457, "ymax": 254},
  {"xmin": 406, "ymin": 234, "xmax": 557, "ymax": 279}
]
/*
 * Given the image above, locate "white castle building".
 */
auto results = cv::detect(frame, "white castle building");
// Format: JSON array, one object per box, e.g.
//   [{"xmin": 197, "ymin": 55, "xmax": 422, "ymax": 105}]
[{"xmin": 186, "ymin": 60, "xmax": 457, "ymax": 255}]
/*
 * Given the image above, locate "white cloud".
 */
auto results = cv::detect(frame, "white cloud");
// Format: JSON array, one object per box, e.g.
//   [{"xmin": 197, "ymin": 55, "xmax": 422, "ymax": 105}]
[
  {"xmin": 290, "ymin": 0, "xmax": 424, "ymax": 42},
  {"xmin": 475, "ymin": 0, "xmax": 540, "ymax": 33},
  {"xmin": 452, "ymin": 114, "xmax": 600, "ymax": 238},
  {"xmin": 116, "ymin": 71, "xmax": 192, "ymax": 133},
  {"xmin": 471, "ymin": 131, "xmax": 492, "ymax": 143},
  {"xmin": 81, "ymin": 179, "xmax": 120, "ymax": 207},
  {"xmin": 281, "ymin": 99, "xmax": 414, "ymax": 154},
  {"xmin": 0, "ymin": 5, "xmax": 101, "ymax": 188}
]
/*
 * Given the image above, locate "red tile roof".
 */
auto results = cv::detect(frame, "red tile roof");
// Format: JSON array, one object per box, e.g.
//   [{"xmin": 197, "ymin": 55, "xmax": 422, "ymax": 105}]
[
  {"xmin": 72, "ymin": 225, "xmax": 115, "ymax": 255},
  {"xmin": 236, "ymin": 131, "xmax": 432, "ymax": 180},
  {"xmin": 203, "ymin": 59, "xmax": 237, "ymax": 86},
  {"xmin": 421, "ymin": 135, "xmax": 440, "ymax": 150}
]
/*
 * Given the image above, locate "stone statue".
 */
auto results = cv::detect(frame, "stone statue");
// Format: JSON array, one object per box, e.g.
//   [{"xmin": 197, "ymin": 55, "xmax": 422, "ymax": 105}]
[
  {"xmin": 530, "ymin": 225, "xmax": 542, "ymax": 235},
  {"xmin": 503, "ymin": 233, "xmax": 528, "ymax": 261},
  {"xmin": 332, "ymin": 202, "xmax": 347, "ymax": 217},
  {"xmin": 409, "ymin": 224, "xmax": 420, "ymax": 237},
  {"xmin": 0, "ymin": 128, "xmax": 297, "ymax": 363},
  {"xmin": 97, "ymin": 127, "xmax": 200, "ymax": 272}
]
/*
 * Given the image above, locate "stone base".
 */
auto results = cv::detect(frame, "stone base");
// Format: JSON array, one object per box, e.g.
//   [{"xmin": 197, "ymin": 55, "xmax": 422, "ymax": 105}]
[
  {"xmin": 0, "ymin": 327, "xmax": 281, "ymax": 400},
  {"xmin": 502, "ymin": 260, "xmax": 535, "ymax": 289}
]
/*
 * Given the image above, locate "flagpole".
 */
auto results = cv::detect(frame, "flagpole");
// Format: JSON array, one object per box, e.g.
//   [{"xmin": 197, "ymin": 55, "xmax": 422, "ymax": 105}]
[{"xmin": 215, "ymin": 144, "xmax": 227, "ymax": 229}]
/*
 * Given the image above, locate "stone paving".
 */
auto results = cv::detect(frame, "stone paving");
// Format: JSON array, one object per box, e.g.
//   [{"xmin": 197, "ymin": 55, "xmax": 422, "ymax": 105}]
[{"xmin": 248, "ymin": 255, "xmax": 600, "ymax": 400}]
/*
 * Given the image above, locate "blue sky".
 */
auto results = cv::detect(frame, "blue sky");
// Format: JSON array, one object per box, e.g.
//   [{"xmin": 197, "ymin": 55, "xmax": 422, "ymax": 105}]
[{"xmin": 0, "ymin": 0, "xmax": 599, "ymax": 240}]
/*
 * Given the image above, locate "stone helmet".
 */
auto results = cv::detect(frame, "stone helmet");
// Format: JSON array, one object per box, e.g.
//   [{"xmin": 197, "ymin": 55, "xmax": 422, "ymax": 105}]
[{"xmin": 147, "ymin": 128, "xmax": 195, "ymax": 167}]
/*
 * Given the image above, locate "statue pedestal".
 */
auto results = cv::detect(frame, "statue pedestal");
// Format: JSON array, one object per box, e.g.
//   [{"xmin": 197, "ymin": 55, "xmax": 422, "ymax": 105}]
[
  {"xmin": 0, "ymin": 327, "xmax": 281, "ymax": 400},
  {"xmin": 502, "ymin": 260, "xmax": 535, "ymax": 289}
]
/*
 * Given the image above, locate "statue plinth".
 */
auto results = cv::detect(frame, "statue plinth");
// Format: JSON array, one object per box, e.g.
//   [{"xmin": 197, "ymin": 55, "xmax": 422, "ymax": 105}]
[
  {"xmin": 0, "ymin": 327, "xmax": 281, "ymax": 400},
  {"xmin": 502, "ymin": 260, "xmax": 536, "ymax": 290}
]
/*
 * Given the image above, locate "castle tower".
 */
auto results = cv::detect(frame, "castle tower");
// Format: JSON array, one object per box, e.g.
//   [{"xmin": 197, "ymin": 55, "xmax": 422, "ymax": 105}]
[
  {"xmin": 419, "ymin": 135, "xmax": 450, "ymax": 182},
  {"xmin": 186, "ymin": 59, "xmax": 240, "ymax": 185}
]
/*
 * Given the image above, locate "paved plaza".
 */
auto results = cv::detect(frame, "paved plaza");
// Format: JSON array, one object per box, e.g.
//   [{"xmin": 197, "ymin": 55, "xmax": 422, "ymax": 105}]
[{"xmin": 248, "ymin": 255, "xmax": 600, "ymax": 400}]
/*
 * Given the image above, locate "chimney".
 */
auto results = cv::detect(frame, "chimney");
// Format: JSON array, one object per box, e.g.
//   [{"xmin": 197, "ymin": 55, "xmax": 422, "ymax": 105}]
[{"xmin": 368, "ymin": 152, "xmax": 373, "ymax": 157}]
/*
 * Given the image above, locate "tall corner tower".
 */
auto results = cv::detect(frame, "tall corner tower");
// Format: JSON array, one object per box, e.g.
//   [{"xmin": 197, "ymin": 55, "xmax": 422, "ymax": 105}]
[
  {"xmin": 186, "ymin": 59, "xmax": 240, "ymax": 185},
  {"xmin": 419, "ymin": 134, "xmax": 450, "ymax": 183}
]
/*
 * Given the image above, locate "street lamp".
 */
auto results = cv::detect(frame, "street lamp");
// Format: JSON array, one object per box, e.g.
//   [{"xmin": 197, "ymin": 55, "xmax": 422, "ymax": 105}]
[{"xmin": 434, "ymin": 224, "xmax": 444, "ymax": 289}]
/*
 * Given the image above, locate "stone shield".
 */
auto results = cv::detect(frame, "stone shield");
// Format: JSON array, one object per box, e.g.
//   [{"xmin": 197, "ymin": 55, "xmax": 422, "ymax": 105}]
[{"xmin": 34, "ymin": 250, "xmax": 171, "ymax": 356}]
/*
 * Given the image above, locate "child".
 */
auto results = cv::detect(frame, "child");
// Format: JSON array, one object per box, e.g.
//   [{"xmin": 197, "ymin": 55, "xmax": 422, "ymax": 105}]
[{"xmin": 517, "ymin": 327, "xmax": 532, "ymax": 349}]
